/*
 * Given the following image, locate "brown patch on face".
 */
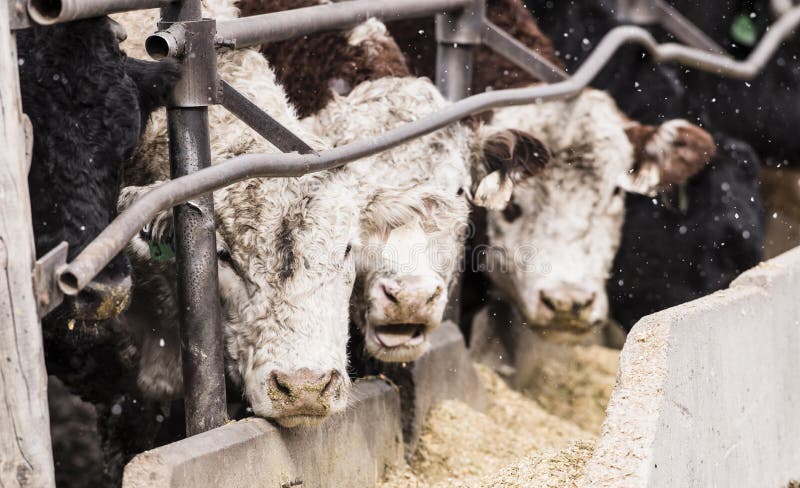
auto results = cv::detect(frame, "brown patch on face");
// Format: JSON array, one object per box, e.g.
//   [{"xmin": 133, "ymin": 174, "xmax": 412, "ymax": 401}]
[
  {"xmin": 237, "ymin": 0, "xmax": 411, "ymax": 118},
  {"xmin": 624, "ymin": 123, "xmax": 660, "ymax": 172},
  {"xmin": 276, "ymin": 216, "xmax": 296, "ymax": 281},
  {"xmin": 387, "ymin": 0, "xmax": 563, "ymax": 94},
  {"xmin": 482, "ymin": 129, "xmax": 550, "ymax": 182}
]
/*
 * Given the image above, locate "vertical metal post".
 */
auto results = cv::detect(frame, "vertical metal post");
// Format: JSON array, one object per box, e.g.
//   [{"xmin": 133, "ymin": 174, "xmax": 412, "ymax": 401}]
[
  {"xmin": 435, "ymin": 0, "xmax": 482, "ymax": 101},
  {"xmin": 161, "ymin": 1, "xmax": 227, "ymax": 436},
  {"xmin": 436, "ymin": 0, "xmax": 482, "ymax": 324},
  {"xmin": 0, "ymin": 5, "xmax": 55, "ymax": 487}
]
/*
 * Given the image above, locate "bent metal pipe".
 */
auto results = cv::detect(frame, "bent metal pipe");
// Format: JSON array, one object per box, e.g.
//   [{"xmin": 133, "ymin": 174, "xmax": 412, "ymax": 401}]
[{"xmin": 59, "ymin": 7, "xmax": 800, "ymax": 294}]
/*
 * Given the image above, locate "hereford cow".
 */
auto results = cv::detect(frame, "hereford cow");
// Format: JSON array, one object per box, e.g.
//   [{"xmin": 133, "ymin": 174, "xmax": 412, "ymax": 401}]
[
  {"xmin": 114, "ymin": 3, "xmax": 360, "ymax": 430},
  {"xmin": 237, "ymin": 0, "xmax": 549, "ymax": 362},
  {"xmin": 388, "ymin": 0, "xmax": 715, "ymax": 334},
  {"xmin": 527, "ymin": 0, "xmax": 765, "ymax": 330}
]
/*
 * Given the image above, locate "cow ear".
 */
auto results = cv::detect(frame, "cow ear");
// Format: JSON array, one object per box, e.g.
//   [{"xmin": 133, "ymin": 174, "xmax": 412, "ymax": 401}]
[
  {"xmin": 473, "ymin": 170, "xmax": 514, "ymax": 210},
  {"xmin": 622, "ymin": 120, "xmax": 715, "ymax": 196},
  {"xmin": 472, "ymin": 128, "xmax": 549, "ymax": 209}
]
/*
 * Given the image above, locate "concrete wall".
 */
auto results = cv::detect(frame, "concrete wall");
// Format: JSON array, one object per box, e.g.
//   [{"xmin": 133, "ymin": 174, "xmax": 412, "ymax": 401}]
[
  {"xmin": 123, "ymin": 321, "xmax": 484, "ymax": 487},
  {"xmin": 585, "ymin": 247, "xmax": 800, "ymax": 487}
]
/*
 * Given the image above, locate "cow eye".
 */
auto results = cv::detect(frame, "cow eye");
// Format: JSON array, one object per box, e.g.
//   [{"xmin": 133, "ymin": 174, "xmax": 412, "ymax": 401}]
[
  {"xmin": 456, "ymin": 187, "xmax": 465, "ymax": 196},
  {"xmin": 217, "ymin": 249, "xmax": 233, "ymax": 265},
  {"xmin": 502, "ymin": 202, "xmax": 523, "ymax": 223},
  {"xmin": 344, "ymin": 243, "xmax": 353, "ymax": 258}
]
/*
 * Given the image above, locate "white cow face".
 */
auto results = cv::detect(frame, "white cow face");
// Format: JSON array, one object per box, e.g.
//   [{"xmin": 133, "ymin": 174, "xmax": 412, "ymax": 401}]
[
  {"xmin": 307, "ymin": 77, "xmax": 473, "ymax": 362},
  {"xmin": 214, "ymin": 173, "xmax": 361, "ymax": 427},
  {"xmin": 483, "ymin": 89, "xmax": 678, "ymax": 332},
  {"xmin": 307, "ymin": 76, "xmax": 550, "ymax": 362}
]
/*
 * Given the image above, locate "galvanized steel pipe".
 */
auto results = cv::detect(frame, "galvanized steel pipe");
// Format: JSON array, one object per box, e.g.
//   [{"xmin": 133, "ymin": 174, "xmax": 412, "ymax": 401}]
[
  {"xmin": 214, "ymin": 0, "xmax": 472, "ymax": 48},
  {"xmin": 26, "ymin": 0, "xmax": 174, "ymax": 25},
  {"xmin": 59, "ymin": 7, "xmax": 800, "ymax": 294}
]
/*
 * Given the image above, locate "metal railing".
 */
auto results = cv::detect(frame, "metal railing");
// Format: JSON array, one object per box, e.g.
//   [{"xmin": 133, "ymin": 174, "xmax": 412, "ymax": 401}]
[
  {"xmin": 9, "ymin": 0, "xmax": 800, "ymax": 478},
  {"xmin": 57, "ymin": 3, "xmax": 800, "ymax": 296}
]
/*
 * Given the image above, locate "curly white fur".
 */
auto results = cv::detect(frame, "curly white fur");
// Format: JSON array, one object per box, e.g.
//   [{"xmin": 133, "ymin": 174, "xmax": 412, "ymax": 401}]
[
  {"xmin": 113, "ymin": 3, "xmax": 361, "ymax": 425},
  {"xmin": 485, "ymin": 88, "xmax": 663, "ymax": 330}
]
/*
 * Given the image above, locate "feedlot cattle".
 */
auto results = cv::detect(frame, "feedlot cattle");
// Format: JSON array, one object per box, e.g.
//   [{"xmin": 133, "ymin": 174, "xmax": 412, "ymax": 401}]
[
  {"xmin": 238, "ymin": 0, "xmax": 550, "ymax": 362},
  {"xmin": 17, "ymin": 15, "xmax": 182, "ymax": 487},
  {"xmin": 389, "ymin": 0, "xmax": 715, "ymax": 335},
  {"xmin": 115, "ymin": 1, "xmax": 359, "ymax": 428},
  {"xmin": 19, "ymin": 17, "xmax": 180, "ymax": 324},
  {"xmin": 527, "ymin": 0, "xmax": 765, "ymax": 330}
]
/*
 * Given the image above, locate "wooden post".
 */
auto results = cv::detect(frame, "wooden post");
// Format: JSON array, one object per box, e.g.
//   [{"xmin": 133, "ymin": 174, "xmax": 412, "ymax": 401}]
[{"xmin": 0, "ymin": 5, "xmax": 56, "ymax": 488}]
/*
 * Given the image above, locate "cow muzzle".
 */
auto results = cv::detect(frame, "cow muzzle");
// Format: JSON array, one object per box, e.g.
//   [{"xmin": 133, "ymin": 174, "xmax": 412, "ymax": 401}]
[
  {"xmin": 267, "ymin": 368, "xmax": 344, "ymax": 428},
  {"xmin": 364, "ymin": 275, "xmax": 447, "ymax": 362},
  {"xmin": 72, "ymin": 270, "xmax": 132, "ymax": 321},
  {"xmin": 524, "ymin": 283, "xmax": 600, "ymax": 332}
]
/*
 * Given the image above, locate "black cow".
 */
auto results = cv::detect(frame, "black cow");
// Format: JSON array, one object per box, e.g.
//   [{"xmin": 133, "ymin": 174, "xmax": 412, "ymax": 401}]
[
  {"xmin": 664, "ymin": 0, "xmax": 800, "ymax": 161},
  {"xmin": 527, "ymin": 0, "xmax": 765, "ymax": 331},
  {"xmin": 18, "ymin": 16, "xmax": 181, "ymax": 487},
  {"xmin": 19, "ymin": 17, "xmax": 180, "ymax": 322}
]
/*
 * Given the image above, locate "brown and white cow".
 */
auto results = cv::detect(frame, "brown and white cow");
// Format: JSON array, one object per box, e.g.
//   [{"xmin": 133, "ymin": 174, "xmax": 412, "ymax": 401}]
[
  {"xmin": 237, "ymin": 0, "xmax": 549, "ymax": 362},
  {"xmin": 388, "ymin": 0, "xmax": 715, "ymax": 334},
  {"xmin": 114, "ymin": 3, "xmax": 361, "ymax": 427}
]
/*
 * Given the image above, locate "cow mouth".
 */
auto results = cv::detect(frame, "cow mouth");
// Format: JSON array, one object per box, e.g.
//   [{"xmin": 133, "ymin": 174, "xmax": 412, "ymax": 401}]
[
  {"xmin": 372, "ymin": 323, "xmax": 427, "ymax": 348},
  {"xmin": 274, "ymin": 414, "xmax": 329, "ymax": 429}
]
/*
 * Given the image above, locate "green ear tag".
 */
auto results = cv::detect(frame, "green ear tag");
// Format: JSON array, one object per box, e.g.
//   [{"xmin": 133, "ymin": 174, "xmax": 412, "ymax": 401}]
[
  {"xmin": 149, "ymin": 240, "xmax": 175, "ymax": 261},
  {"xmin": 731, "ymin": 14, "xmax": 758, "ymax": 47}
]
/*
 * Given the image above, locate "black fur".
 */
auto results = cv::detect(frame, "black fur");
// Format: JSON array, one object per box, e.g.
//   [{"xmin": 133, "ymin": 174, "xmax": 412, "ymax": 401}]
[
  {"xmin": 18, "ymin": 16, "xmax": 181, "ymax": 487},
  {"xmin": 609, "ymin": 134, "xmax": 764, "ymax": 330}
]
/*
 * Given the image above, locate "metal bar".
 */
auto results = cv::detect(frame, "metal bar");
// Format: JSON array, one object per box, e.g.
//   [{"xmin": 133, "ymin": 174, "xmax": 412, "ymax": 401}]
[
  {"xmin": 436, "ymin": 1, "xmax": 480, "ymax": 323},
  {"xmin": 772, "ymin": 0, "xmax": 796, "ymax": 17},
  {"xmin": 616, "ymin": 0, "xmax": 725, "ymax": 53},
  {"xmin": 480, "ymin": 19, "xmax": 569, "ymax": 84},
  {"xmin": 215, "ymin": 0, "xmax": 471, "ymax": 49},
  {"xmin": 162, "ymin": 0, "xmax": 227, "ymax": 437},
  {"xmin": 220, "ymin": 81, "xmax": 314, "ymax": 154},
  {"xmin": 435, "ymin": 43, "xmax": 474, "ymax": 100},
  {"xmin": 652, "ymin": 0, "xmax": 726, "ymax": 53},
  {"xmin": 58, "ymin": 7, "xmax": 800, "ymax": 293},
  {"xmin": 26, "ymin": 0, "xmax": 174, "ymax": 25}
]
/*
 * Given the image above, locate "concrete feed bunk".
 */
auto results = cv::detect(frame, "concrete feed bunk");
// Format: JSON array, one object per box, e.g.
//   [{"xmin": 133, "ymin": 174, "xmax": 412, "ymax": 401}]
[
  {"xmin": 123, "ymin": 248, "xmax": 800, "ymax": 487},
  {"xmin": 587, "ymin": 246, "xmax": 800, "ymax": 486}
]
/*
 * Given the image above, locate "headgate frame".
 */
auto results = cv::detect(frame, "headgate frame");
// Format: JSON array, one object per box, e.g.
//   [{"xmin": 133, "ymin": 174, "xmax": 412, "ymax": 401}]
[{"xmin": 2, "ymin": 0, "xmax": 800, "ymax": 485}]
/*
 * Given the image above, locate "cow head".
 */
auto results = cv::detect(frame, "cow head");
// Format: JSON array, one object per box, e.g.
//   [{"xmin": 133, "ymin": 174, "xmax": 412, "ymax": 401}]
[
  {"xmin": 214, "ymin": 173, "xmax": 361, "ymax": 427},
  {"xmin": 481, "ymin": 90, "xmax": 713, "ymax": 332},
  {"xmin": 18, "ymin": 17, "xmax": 157, "ymax": 323},
  {"xmin": 308, "ymin": 77, "xmax": 549, "ymax": 362},
  {"xmin": 114, "ymin": 14, "xmax": 361, "ymax": 425}
]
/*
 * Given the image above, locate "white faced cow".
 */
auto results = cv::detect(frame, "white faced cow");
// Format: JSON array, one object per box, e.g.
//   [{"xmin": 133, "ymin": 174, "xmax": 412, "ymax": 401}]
[
  {"xmin": 114, "ymin": 3, "xmax": 361, "ymax": 427},
  {"xmin": 236, "ymin": 1, "xmax": 550, "ymax": 362},
  {"xmin": 482, "ymin": 89, "xmax": 714, "ymax": 332},
  {"xmin": 388, "ymin": 0, "xmax": 715, "ymax": 335}
]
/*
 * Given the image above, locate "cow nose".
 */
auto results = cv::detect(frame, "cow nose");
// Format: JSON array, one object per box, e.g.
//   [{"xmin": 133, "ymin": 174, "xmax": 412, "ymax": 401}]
[
  {"xmin": 376, "ymin": 276, "xmax": 445, "ymax": 308},
  {"xmin": 539, "ymin": 287, "xmax": 596, "ymax": 317},
  {"xmin": 268, "ymin": 368, "xmax": 342, "ymax": 415},
  {"xmin": 72, "ymin": 271, "xmax": 132, "ymax": 321}
]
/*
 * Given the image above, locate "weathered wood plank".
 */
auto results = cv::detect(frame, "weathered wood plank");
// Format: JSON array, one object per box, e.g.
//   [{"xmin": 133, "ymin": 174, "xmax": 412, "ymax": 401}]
[{"xmin": 0, "ymin": 5, "xmax": 55, "ymax": 487}]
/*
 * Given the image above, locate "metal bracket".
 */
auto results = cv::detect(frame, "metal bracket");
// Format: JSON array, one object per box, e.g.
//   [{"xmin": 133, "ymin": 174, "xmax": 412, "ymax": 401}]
[
  {"xmin": 9, "ymin": 0, "xmax": 31, "ymax": 29},
  {"xmin": 33, "ymin": 242, "xmax": 68, "ymax": 318},
  {"xmin": 153, "ymin": 19, "xmax": 219, "ymax": 107},
  {"xmin": 219, "ymin": 80, "xmax": 314, "ymax": 154},
  {"xmin": 480, "ymin": 20, "xmax": 569, "ymax": 84},
  {"xmin": 435, "ymin": 0, "xmax": 484, "ymax": 45},
  {"xmin": 616, "ymin": 0, "xmax": 725, "ymax": 53}
]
